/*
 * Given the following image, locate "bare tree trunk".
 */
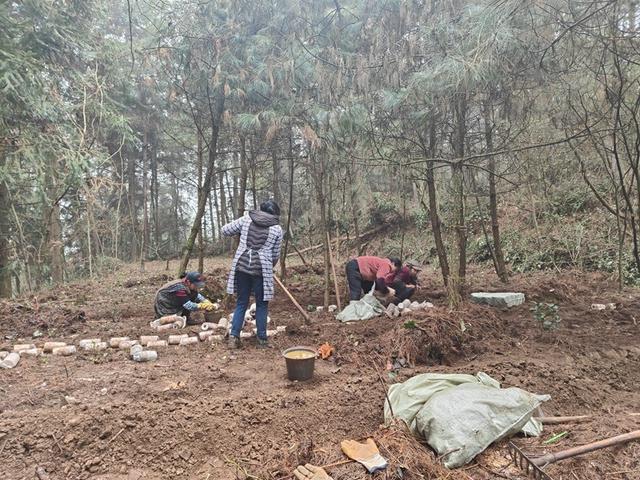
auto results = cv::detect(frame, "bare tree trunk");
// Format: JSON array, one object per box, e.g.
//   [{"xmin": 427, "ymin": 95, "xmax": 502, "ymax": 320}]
[
  {"xmin": 272, "ymin": 148, "xmax": 282, "ymax": 206},
  {"xmin": 610, "ymin": 57, "xmax": 640, "ymax": 273},
  {"xmin": 178, "ymin": 83, "xmax": 225, "ymax": 275},
  {"xmin": 150, "ymin": 132, "xmax": 160, "ymax": 255},
  {"xmin": 249, "ymin": 138, "xmax": 258, "ymax": 209},
  {"xmin": 141, "ymin": 128, "xmax": 149, "ymax": 273},
  {"xmin": 44, "ymin": 158, "xmax": 65, "ymax": 284},
  {"xmin": 113, "ymin": 142, "xmax": 126, "ymax": 261},
  {"xmin": 8, "ymin": 193, "xmax": 32, "ymax": 292},
  {"xmin": 127, "ymin": 153, "xmax": 139, "ymax": 261},
  {"xmin": 212, "ymin": 185, "xmax": 221, "ymax": 247},
  {"xmin": 219, "ymin": 168, "xmax": 229, "ymax": 252},
  {"xmin": 0, "ymin": 148, "xmax": 12, "ymax": 297},
  {"xmin": 348, "ymin": 151, "xmax": 363, "ymax": 256},
  {"xmin": 232, "ymin": 151, "xmax": 239, "ymax": 217},
  {"xmin": 425, "ymin": 118, "xmax": 450, "ymax": 286},
  {"xmin": 219, "ymin": 170, "xmax": 229, "ymax": 225},
  {"xmin": 311, "ymin": 147, "xmax": 331, "ymax": 308},
  {"xmin": 280, "ymin": 131, "xmax": 295, "ymax": 280},
  {"xmin": 197, "ymin": 129, "xmax": 204, "ymax": 273},
  {"xmin": 47, "ymin": 201, "xmax": 64, "ymax": 283},
  {"xmin": 450, "ymin": 94, "xmax": 468, "ymax": 300},
  {"xmin": 211, "ymin": 190, "xmax": 220, "ymax": 243},
  {"xmin": 86, "ymin": 200, "xmax": 93, "ymax": 277},
  {"xmin": 483, "ymin": 99, "xmax": 508, "ymax": 282},
  {"xmin": 238, "ymin": 136, "xmax": 248, "ymax": 218},
  {"xmin": 171, "ymin": 174, "xmax": 180, "ymax": 254},
  {"xmin": 225, "ymin": 170, "xmax": 235, "ymax": 219}
]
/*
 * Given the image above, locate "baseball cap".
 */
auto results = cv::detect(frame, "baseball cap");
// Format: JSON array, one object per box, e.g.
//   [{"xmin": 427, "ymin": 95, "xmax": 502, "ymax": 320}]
[
  {"xmin": 185, "ymin": 271, "xmax": 206, "ymax": 288},
  {"xmin": 405, "ymin": 259, "xmax": 423, "ymax": 271}
]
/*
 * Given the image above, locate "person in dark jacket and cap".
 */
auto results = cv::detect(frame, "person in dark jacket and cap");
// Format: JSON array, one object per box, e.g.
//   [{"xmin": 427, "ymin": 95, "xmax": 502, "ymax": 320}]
[
  {"xmin": 222, "ymin": 200, "xmax": 283, "ymax": 349},
  {"xmin": 386, "ymin": 258, "xmax": 423, "ymax": 304},
  {"xmin": 154, "ymin": 271, "xmax": 216, "ymax": 325}
]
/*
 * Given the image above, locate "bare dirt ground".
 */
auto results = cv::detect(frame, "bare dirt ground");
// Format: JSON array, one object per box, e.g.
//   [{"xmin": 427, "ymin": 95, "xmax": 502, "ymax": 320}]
[{"xmin": 1, "ymin": 258, "xmax": 639, "ymax": 480}]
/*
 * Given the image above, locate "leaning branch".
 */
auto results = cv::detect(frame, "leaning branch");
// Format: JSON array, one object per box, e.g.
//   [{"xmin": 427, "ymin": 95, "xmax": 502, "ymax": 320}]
[{"xmin": 287, "ymin": 225, "xmax": 386, "ymax": 257}]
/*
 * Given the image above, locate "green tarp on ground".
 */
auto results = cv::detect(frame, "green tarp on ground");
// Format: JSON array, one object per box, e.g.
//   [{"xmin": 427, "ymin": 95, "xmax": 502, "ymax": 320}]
[
  {"xmin": 384, "ymin": 372, "xmax": 550, "ymax": 468},
  {"xmin": 335, "ymin": 286, "xmax": 384, "ymax": 322}
]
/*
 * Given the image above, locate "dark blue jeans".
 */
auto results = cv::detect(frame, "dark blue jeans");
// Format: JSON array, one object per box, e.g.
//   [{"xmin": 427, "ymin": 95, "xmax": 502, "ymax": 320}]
[{"xmin": 231, "ymin": 271, "xmax": 269, "ymax": 340}]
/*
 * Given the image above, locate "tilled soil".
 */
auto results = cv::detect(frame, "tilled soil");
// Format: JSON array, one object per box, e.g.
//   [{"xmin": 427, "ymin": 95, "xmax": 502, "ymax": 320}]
[{"xmin": 0, "ymin": 261, "xmax": 639, "ymax": 480}]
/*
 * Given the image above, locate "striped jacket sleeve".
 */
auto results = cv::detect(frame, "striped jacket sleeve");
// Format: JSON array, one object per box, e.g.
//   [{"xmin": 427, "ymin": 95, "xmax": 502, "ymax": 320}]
[
  {"xmin": 271, "ymin": 226, "xmax": 283, "ymax": 266},
  {"xmin": 222, "ymin": 216, "xmax": 245, "ymax": 237}
]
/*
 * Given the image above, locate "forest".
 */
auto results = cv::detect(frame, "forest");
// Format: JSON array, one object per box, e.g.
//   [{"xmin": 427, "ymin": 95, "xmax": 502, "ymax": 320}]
[
  {"xmin": 2, "ymin": 0, "xmax": 640, "ymax": 300},
  {"xmin": 1, "ymin": 1, "xmax": 640, "ymax": 480}
]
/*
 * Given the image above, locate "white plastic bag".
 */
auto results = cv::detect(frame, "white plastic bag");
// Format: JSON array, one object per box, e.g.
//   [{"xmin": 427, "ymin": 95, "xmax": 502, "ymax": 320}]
[{"xmin": 336, "ymin": 285, "xmax": 384, "ymax": 322}]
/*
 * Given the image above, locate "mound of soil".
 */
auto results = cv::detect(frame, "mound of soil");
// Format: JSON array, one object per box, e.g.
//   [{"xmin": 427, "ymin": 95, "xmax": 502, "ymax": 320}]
[{"xmin": 0, "ymin": 300, "xmax": 86, "ymax": 343}]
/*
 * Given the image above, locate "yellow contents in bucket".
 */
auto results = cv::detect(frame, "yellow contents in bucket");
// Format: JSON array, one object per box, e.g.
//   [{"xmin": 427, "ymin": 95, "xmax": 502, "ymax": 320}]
[{"xmin": 284, "ymin": 350, "xmax": 315, "ymax": 360}]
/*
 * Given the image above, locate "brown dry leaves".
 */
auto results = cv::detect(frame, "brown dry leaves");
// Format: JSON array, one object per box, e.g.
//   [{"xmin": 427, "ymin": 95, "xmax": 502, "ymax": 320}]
[{"xmin": 318, "ymin": 342, "xmax": 334, "ymax": 359}]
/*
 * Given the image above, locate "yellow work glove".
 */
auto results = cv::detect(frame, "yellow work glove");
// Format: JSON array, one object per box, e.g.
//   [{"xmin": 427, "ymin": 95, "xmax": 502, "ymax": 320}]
[
  {"xmin": 293, "ymin": 464, "xmax": 333, "ymax": 480},
  {"xmin": 340, "ymin": 438, "xmax": 388, "ymax": 473},
  {"xmin": 198, "ymin": 300, "xmax": 216, "ymax": 311}
]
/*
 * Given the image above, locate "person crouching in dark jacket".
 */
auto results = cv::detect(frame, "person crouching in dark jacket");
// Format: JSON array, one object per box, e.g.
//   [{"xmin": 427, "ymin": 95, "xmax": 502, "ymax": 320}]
[
  {"xmin": 222, "ymin": 200, "xmax": 283, "ymax": 349},
  {"xmin": 154, "ymin": 271, "xmax": 215, "ymax": 325},
  {"xmin": 387, "ymin": 259, "xmax": 423, "ymax": 304}
]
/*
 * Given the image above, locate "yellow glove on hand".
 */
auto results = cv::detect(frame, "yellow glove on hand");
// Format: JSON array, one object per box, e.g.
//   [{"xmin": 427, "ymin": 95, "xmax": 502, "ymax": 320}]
[
  {"xmin": 198, "ymin": 300, "xmax": 216, "ymax": 311},
  {"xmin": 340, "ymin": 438, "xmax": 388, "ymax": 473}
]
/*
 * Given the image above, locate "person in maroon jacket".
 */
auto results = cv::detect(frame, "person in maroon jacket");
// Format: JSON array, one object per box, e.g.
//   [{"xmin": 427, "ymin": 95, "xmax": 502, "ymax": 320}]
[{"xmin": 345, "ymin": 256, "xmax": 401, "ymax": 301}]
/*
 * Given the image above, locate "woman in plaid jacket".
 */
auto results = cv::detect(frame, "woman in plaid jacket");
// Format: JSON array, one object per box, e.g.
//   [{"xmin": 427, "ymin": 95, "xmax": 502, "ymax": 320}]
[{"xmin": 222, "ymin": 200, "xmax": 283, "ymax": 349}]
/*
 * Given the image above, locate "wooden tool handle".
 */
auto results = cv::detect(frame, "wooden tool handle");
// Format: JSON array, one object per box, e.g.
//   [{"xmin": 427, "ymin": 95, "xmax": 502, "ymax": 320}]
[
  {"xmin": 326, "ymin": 231, "xmax": 342, "ymax": 311},
  {"xmin": 535, "ymin": 415, "xmax": 591, "ymax": 425},
  {"xmin": 535, "ymin": 430, "xmax": 640, "ymax": 466},
  {"xmin": 274, "ymin": 275, "xmax": 311, "ymax": 324}
]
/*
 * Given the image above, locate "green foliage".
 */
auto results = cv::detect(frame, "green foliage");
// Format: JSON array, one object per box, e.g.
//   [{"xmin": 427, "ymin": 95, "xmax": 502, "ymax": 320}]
[
  {"xmin": 368, "ymin": 193, "xmax": 399, "ymax": 226},
  {"xmin": 530, "ymin": 302, "xmax": 561, "ymax": 330},
  {"xmin": 545, "ymin": 189, "xmax": 592, "ymax": 217},
  {"xmin": 468, "ymin": 237, "xmax": 494, "ymax": 263},
  {"xmin": 410, "ymin": 208, "xmax": 430, "ymax": 230},
  {"xmin": 591, "ymin": 253, "xmax": 640, "ymax": 286}
]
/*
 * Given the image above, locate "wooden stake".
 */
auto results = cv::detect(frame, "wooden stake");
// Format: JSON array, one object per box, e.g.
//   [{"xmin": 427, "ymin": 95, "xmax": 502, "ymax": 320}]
[
  {"xmin": 535, "ymin": 415, "xmax": 591, "ymax": 424},
  {"xmin": 274, "ymin": 275, "xmax": 311, "ymax": 325},
  {"xmin": 326, "ymin": 231, "xmax": 342, "ymax": 311}
]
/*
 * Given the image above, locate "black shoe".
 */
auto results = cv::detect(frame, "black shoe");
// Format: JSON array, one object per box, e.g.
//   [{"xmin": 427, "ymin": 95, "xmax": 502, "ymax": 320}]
[
  {"xmin": 228, "ymin": 336, "xmax": 241, "ymax": 349},
  {"xmin": 256, "ymin": 338, "xmax": 271, "ymax": 349}
]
